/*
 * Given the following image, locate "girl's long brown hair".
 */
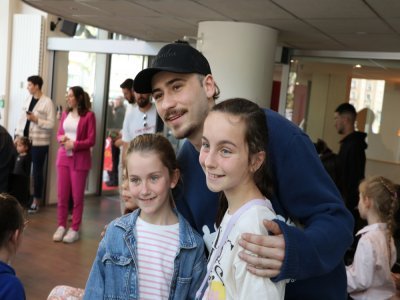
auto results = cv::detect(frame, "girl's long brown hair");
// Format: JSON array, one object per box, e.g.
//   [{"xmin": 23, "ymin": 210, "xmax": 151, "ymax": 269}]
[{"xmin": 211, "ymin": 98, "xmax": 273, "ymax": 226}]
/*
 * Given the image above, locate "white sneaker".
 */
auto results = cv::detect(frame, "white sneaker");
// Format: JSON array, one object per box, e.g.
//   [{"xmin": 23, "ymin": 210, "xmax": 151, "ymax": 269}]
[
  {"xmin": 52, "ymin": 226, "xmax": 66, "ymax": 242},
  {"xmin": 62, "ymin": 228, "xmax": 79, "ymax": 243}
]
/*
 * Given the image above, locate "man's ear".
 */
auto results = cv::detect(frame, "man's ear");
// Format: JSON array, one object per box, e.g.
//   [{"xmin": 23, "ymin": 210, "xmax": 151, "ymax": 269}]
[
  {"xmin": 203, "ymin": 74, "xmax": 216, "ymax": 99},
  {"xmin": 170, "ymin": 169, "xmax": 180, "ymax": 189},
  {"xmin": 250, "ymin": 151, "xmax": 266, "ymax": 173}
]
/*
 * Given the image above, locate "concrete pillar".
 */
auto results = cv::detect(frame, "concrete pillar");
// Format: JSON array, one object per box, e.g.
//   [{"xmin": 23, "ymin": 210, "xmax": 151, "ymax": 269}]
[{"xmin": 197, "ymin": 21, "xmax": 278, "ymax": 108}]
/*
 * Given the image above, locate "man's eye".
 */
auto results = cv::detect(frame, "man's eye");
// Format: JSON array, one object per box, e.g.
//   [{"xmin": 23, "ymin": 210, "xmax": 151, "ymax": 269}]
[
  {"xmin": 152, "ymin": 93, "xmax": 162, "ymax": 101},
  {"xmin": 172, "ymin": 84, "xmax": 182, "ymax": 91}
]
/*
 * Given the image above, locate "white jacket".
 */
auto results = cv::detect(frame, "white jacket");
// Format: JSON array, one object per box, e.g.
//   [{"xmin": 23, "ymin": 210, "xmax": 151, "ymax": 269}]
[{"xmin": 15, "ymin": 94, "xmax": 55, "ymax": 146}]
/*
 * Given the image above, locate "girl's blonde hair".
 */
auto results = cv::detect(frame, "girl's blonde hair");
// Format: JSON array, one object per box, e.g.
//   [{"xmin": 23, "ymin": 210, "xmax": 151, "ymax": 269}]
[{"xmin": 359, "ymin": 176, "xmax": 399, "ymax": 264}]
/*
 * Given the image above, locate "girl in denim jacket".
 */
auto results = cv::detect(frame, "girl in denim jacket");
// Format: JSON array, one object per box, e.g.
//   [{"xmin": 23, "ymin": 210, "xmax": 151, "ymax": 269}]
[{"xmin": 84, "ymin": 134, "xmax": 206, "ymax": 300}]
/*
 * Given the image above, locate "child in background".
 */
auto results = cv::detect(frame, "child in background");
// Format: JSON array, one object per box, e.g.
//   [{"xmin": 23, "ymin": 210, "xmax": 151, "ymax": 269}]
[
  {"xmin": 9, "ymin": 137, "xmax": 31, "ymax": 208},
  {"xmin": 121, "ymin": 167, "xmax": 137, "ymax": 214},
  {"xmin": 0, "ymin": 193, "xmax": 27, "ymax": 300},
  {"xmin": 84, "ymin": 134, "xmax": 206, "ymax": 300},
  {"xmin": 198, "ymin": 98, "xmax": 285, "ymax": 299},
  {"xmin": 346, "ymin": 176, "xmax": 399, "ymax": 299}
]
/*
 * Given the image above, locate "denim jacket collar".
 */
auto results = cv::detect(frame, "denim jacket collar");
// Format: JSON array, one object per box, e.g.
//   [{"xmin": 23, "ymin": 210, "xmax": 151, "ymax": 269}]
[{"xmin": 114, "ymin": 208, "xmax": 199, "ymax": 250}]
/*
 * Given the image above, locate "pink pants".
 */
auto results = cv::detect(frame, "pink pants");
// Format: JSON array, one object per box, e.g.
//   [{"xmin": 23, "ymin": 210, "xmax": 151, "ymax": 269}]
[{"xmin": 57, "ymin": 159, "xmax": 88, "ymax": 231}]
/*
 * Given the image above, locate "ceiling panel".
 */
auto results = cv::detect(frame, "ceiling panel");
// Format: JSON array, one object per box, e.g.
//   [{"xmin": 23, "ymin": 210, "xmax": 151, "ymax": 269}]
[
  {"xmin": 365, "ymin": 0, "xmax": 400, "ymax": 18},
  {"xmin": 275, "ymin": 0, "xmax": 376, "ymax": 19},
  {"xmin": 384, "ymin": 18, "xmax": 400, "ymax": 33},
  {"xmin": 133, "ymin": 0, "xmax": 227, "ymax": 21},
  {"xmin": 333, "ymin": 33, "xmax": 400, "ymax": 51},
  {"xmin": 307, "ymin": 18, "xmax": 393, "ymax": 34},
  {"xmin": 199, "ymin": 0, "xmax": 294, "ymax": 20},
  {"xmin": 81, "ymin": 1, "xmax": 160, "ymax": 18},
  {"xmin": 23, "ymin": 0, "xmax": 400, "ymax": 51},
  {"xmin": 31, "ymin": 0, "xmax": 112, "ymax": 16}
]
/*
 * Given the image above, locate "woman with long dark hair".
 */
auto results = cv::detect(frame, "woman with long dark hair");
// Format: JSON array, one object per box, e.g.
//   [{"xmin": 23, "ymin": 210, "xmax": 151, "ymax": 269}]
[{"xmin": 53, "ymin": 86, "xmax": 96, "ymax": 243}]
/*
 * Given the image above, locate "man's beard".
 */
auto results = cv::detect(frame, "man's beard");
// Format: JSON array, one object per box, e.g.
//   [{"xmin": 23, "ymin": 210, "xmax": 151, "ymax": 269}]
[
  {"xmin": 137, "ymin": 98, "xmax": 150, "ymax": 108},
  {"xmin": 127, "ymin": 96, "xmax": 135, "ymax": 104}
]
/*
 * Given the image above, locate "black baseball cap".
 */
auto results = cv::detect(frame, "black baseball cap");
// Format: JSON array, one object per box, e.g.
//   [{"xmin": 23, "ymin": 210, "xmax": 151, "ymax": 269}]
[{"xmin": 134, "ymin": 42, "xmax": 212, "ymax": 93}]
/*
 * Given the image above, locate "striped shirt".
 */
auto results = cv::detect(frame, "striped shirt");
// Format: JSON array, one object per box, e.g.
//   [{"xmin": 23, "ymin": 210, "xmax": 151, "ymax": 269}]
[{"xmin": 136, "ymin": 217, "xmax": 179, "ymax": 299}]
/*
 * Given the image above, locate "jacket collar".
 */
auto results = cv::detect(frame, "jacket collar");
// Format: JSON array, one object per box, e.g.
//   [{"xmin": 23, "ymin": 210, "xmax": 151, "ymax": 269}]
[
  {"xmin": 356, "ymin": 222, "xmax": 387, "ymax": 236},
  {"xmin": 114, "ymin": 208, "xmax": 198, "ymax": 249}
]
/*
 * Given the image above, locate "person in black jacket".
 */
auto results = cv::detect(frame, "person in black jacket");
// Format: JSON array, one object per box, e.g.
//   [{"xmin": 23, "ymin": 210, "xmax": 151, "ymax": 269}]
[
  {"xmin": 0, "ymin": 126, "xmax": 16, "ymax": 193},
  {"xmin": 334, "ymin": 103, "xmax": 368, "ymax": 258}
]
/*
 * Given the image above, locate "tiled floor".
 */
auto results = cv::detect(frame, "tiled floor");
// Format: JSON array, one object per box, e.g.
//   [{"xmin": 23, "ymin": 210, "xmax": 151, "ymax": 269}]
[{"xmin": 13, "ymin": 194, "xmax": 121, "ymax": 300}]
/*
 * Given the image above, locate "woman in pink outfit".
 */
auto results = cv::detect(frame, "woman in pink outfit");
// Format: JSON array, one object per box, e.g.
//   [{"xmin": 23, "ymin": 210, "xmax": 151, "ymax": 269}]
[{"xmin": 54, "ymin": 86, "xmax": 96, "ymax": 243}]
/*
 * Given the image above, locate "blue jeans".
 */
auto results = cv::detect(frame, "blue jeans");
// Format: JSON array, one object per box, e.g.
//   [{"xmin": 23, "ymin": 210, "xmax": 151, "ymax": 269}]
[{"xmin": 31, "ymin": 145, "xmax": 49, "ymax": 200}]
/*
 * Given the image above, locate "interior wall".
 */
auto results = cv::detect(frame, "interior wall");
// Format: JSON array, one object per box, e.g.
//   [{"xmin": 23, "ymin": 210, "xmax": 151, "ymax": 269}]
[
  {"xmin": 306, "ymin": 72, "xmax": 349, "ymax": 152},
  {"xmin": 365, "ymin": 80, "xmax": 400, "ymax": 164},
  {"xmin": 47, "ymin": 51, "xmax": 69, "ymax": 205},
  {"xmin": 303, "ymin": 61, "xmax": 400, "ymax": 183}
]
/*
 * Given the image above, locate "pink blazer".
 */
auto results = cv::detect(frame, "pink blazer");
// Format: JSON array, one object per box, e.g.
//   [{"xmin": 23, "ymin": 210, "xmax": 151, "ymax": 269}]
[{"xmin": 56, "ymin": 111, "xmax": 96, "ymax": 171}]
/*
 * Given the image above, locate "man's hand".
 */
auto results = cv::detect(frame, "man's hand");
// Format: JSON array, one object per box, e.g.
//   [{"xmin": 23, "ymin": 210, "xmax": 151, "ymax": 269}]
[
  {"xmin": 26, "ymin": 112, "xmax": 38, "ymax": 123},
  {"xmin": 238, "ymin": 220, "xmax": 285, "ymax": 278}
]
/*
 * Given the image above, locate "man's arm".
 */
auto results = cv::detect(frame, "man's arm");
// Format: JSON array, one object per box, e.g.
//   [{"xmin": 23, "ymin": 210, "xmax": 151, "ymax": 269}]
[
  {"xmin": 239, "ymin": 110, "xmax": 354, "ymax": 281},
  {"xmin": 37, "ymin": 98, "xmax": 55, "ymax": 129}
]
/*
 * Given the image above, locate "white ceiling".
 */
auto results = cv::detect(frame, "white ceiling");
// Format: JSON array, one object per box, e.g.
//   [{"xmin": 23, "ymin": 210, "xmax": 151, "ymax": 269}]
[{"xmin": 24, "ymin": 0, "xmax": 400, "ymax": 52}]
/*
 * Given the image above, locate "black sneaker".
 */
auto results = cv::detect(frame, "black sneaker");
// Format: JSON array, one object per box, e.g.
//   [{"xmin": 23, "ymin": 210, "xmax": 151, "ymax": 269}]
[{"xmin": 28, "ymin": 204, "xmax": 39, "ymax": 214}]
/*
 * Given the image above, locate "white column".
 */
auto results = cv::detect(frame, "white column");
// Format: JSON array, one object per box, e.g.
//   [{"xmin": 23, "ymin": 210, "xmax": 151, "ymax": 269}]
[
  {"xmin": 0, "ymin": 0, "xmax": 15, "ymax": 127},
  {"xmin": 197, "ymin": 21, "xmax": 278, "ymax": 108}
]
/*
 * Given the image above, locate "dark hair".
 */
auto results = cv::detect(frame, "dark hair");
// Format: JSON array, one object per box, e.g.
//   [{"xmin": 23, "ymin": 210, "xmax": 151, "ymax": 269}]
[
  {"xmin": 120, "ymin": 78, "xmax": 134, "ymax": 90},
  {"xmin": 211, "ymin": 98, "xmax": 273, "ymax": 226},
  {"xmin": 335, "ymin": 103, "xmax": 357, "ymax": 121},
  {"xmin": 126, "ymin": 134, "xmax": 179, "ymax": 203},
  {"xmin": 27, "ymin": 75, "xmax": 43, "ymax": 89},
  {"xmin": 83, "ymin": 92, "xmax": 92, "ymax": 110},
  {"xmin": 16, "ymin": 136, "xmax": 32, "ymax": 152},
  {"xmin": 67, "ymin": 86, "xmax": 90, "ymax": 116},
  {"xmin": 0, "ymin": 193, "xmax": 25, "ymax": 248},
  {"xmin": 359, "ymin": 176, "xmax": 399, "ymax": 265}
]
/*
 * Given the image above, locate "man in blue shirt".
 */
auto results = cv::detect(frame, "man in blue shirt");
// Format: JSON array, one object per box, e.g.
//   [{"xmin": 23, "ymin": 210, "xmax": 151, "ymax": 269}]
[{"xmin": 134, "ymin": 42, "xmax": 353, "ymax": 299}]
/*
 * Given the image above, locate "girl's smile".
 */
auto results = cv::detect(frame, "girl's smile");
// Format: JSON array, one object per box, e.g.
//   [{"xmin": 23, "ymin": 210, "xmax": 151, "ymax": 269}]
[{"xmin": 127, "ymin": 151, "xmax": 179, "ymax": 225}]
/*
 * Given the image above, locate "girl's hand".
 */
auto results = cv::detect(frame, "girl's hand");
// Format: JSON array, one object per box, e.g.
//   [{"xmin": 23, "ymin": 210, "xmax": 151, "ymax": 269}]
[{"xmin": 238, "ymin": 220, "xmax": 285, "ymax": 278}]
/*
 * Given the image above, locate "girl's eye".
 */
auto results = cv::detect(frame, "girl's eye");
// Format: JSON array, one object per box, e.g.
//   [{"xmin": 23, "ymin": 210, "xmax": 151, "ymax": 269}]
[
  {"xmin": 130, "ymin": 177, "xmax": 140, "ymax": 185},
  {"xmin": 220, "ymin": 148, "xmax": 232, "ymax": 156},
  {"xmin": 201, "ymin": 141, "xmax": 209, "ymax": 150},
  {"xmin": 150, "ymin": 175, "xmax": 159, "ymax": 182}
]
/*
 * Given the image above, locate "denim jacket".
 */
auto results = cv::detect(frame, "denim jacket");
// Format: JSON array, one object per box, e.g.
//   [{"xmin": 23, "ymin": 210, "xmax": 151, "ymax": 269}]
[{"xmin": 84, "ymin": 209, "xmax": 207, "ymax": 300}]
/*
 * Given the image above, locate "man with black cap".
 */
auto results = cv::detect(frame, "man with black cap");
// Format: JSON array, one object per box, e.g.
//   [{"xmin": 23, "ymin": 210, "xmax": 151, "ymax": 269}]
[{"xmin": 134, "ymin": 42, "xmax": 353, "ymax": 300}]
